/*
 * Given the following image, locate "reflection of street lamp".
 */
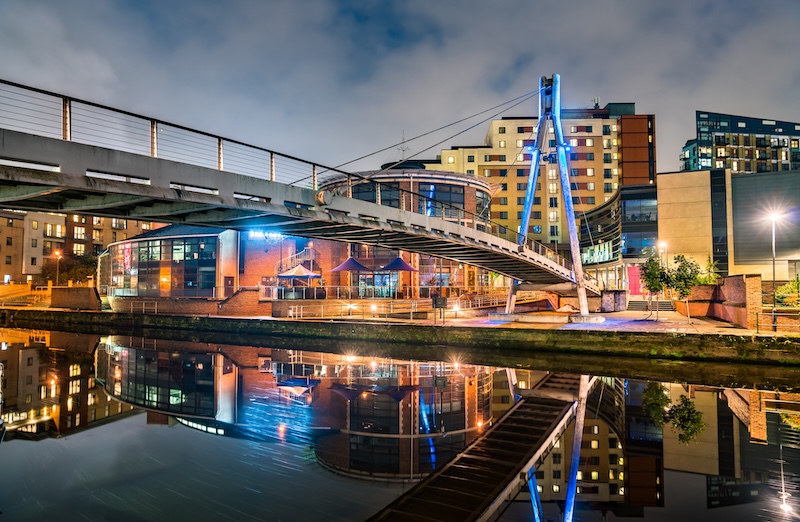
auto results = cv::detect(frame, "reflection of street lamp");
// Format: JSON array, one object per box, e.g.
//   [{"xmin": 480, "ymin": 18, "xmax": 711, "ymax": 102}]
[
  {"xmin": 779, "ymin": 422, "xmax": 793, "ymax": 515},
  {"xmin": 54, "ymin": 250, "xmax": 62, "ymax": 286}
]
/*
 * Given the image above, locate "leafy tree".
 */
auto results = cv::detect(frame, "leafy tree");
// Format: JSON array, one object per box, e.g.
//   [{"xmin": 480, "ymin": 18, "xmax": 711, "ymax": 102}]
[
  {"xmin": 776, "ymin": 278, "xmax": 800, "ymax": 308},
  {"xmin": 669, "ymin": 254, "xmax": 701, "ymax": 323},
  {"xmin": 641, "ymin": 255, "xmax": 669, "ymax": 318},
  {"xmin": 641, "ymin": 383, "xmax": 706, "ymax": 444},
  {"xmin": 697, "ymin": 255, "xmax": 719, "ymax": 285},
  {"xmin": 641, "ymin": 382, "xmax": 670, "ymax": 426},
  {"xmin": 39, "ymin": 254, "xmax": 97, "ymax": 285},
  {"xmin": 666, "ymin": 395, "xmax": 706, "ymax": 444}
]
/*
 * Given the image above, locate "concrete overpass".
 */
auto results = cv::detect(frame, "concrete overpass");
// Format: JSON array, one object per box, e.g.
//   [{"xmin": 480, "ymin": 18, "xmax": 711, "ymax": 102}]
[{"xmin": 0, "ymin": 79, "xmax": 599, "ymax": 294}]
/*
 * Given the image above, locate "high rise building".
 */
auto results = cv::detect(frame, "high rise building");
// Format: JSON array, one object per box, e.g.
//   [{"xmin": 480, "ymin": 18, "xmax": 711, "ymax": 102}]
[
  {"xmin": 430, "ymin": 103, "xmax": 656, "ymax": 250},
  {"xmin": 680, "ymin": 111, "xmax": 800, "ymax": 174}
]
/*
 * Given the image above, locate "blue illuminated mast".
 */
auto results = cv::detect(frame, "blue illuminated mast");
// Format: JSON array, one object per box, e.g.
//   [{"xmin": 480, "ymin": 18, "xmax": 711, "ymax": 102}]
[{"xmin": 518, "ymin": 74, "xmax": 589, "ymax": 316}]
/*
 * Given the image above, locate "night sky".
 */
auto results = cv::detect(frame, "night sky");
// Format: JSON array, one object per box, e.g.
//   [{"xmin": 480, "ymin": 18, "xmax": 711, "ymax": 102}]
[{"xmin": 1, "ymin": 1, "xmax": 799, "ymax": 173}]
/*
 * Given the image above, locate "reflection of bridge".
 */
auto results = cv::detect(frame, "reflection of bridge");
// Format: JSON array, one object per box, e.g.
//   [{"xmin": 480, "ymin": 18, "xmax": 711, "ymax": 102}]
[
  {"xmin": 369, "ymin": 374, "xmax": 596, "ymax": 522},
  {"xmin": 0, "ymin": 79, "xmax": 598, "ymax": 294}
]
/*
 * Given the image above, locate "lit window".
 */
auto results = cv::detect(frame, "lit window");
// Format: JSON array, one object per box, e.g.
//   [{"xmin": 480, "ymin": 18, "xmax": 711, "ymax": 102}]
[
  {"xmin": 549, "ymin": 183, "xmax": 558, "ymax": 194},
  {"xmin": 516, "ymin": 139, "xmax": 523, "ymax": 147},
  {"xmin": 591, "ymin": 471, "xmax": 599, "ymax": 480},
  {"xmin": 499, "ymin": 140, "xmax": 506, "ymax": 148},
  {"xmin": 590, "ymin": 440, "xmax": 599, "ymax": 449},
  {"xmin": 537, "ymin": 485, "xmax": 543, "ymax": 493},
  {"xmin": 577, "ymin": 471, "xmax": 583, "ymax": 480},
  {"xmin": 447, "ymin": 156, "xmax": 454, "ymax": 164},
  {"xmin": 609, "ymin": 470, "xmax": 615, "ymax": 480},
  {"xmin": 73, "ymin": 243, "xmax": 85, "ymax": 256},
  {"xmin": 569, "ymin": 138, "xmax": 578, "ymax": 146},
  {"xmin": 69, "ymin": 379, "xmax": 80, "ymax": 394},
  {"xmin": 549, "ymin": 211, "xmax": 558, "ymax": 222},
  {"xmin": 586, "ymin": 168, "xmax": 594, "ymax": 177},
  {"xmin": 591, "ymin": 425, "xmax": 600, "ymax": 434},
  {"xmin": 585, "ymin": 138, "xmax": 594, "ymax": 146},
  {"xmin": 587, "ymin": 182, "xmax": 595, "ymax": 191},
  {"xmin": 552, "ymin": 485, "xmax": 560, "ymax": 492},
  {"xmin": 69, "ymin": 364, "xmax": 80, "ymax": 377}
]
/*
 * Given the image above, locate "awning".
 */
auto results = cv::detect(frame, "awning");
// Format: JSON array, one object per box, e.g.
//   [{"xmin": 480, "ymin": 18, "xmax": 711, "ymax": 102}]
[
  {"xmin": 277, "ymin": 265, "xmax": 321, "ymax": 278},
  {"xmin": 381, "ymin": 257, "xmax": 418, "ymax": 272},
  {"xmin": 331, "ymin": 257, "xmax": 371, "ymax": 272}
]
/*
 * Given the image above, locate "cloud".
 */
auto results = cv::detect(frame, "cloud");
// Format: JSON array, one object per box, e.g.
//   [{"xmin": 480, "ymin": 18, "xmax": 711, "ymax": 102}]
[{"xmin": 1, "ymin": 0, "xmax": 799, "ymax": 173}]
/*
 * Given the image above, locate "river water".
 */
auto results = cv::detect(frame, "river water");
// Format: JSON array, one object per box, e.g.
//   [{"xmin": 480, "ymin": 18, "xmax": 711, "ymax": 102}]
[{"xmin": 0, "ymin": 328, "xmax": 796, "ymax": 521}]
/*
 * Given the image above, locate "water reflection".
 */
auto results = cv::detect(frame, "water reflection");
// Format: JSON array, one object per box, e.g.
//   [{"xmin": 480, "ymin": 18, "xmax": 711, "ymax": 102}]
[{"xmin": 0, "ymin": 327, "xmax": 797, "ymax": 521}]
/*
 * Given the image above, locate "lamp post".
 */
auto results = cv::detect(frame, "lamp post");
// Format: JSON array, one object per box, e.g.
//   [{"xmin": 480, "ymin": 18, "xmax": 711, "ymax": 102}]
[
  {"xmin": 769, "ymin": 213, "xmax": 783, "ymax": 328},
  {"xmin": 54, "ymin": 250, "xmax": 62, "ymax": 287},
  {"xmin": 658, "ymin": 241, "xmax": 668, "ymax": 267}
]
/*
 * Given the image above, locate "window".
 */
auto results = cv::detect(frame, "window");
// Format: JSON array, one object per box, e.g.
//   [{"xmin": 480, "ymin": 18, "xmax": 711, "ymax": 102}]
[
  {"xmin": 604, "ymin": 169, "xmax": 612, "ymax": 179},
  {"xmin": 31, "ymin": 220, "xmax": 38, "ymax": 230},
  {"xmin": 603, "ymin": 125, "xmax": 611, "ymax": 135},
  {"xmin": 5, "ymin": 256, "xmax": 10, "ymax": 265},
  {"xmin": 532, "ymin": 225, "xmax": 542, "ymax": 234},
  {"xmin": 73, "ymin": 243, "xmax": 85, "ymax": 256},
  {"xmin": 552, "ymin": 485, "xmax": 561, "ymax": 493},
  {"xmin": 500, "ymin": 183, "xmax": 507, "ymax": 191},
  {"xmin": 467, "ymin": 155, "xmax": 474, "ymax": 162},
  {"xmin": 548, "ymin": 183, "xmax": 558, "ymax": 194},
  {"xmin": 586, "ymin": 168, "xmax": 594, "ymax": 177},
  {"xmin": 577, "ymin": 471, "xmax": 583, "ymax": 480},
  {"xmin": 93, "ymin": 216, "xmax": 103, "ymax": 226},
  {"xmin": 586, "ymin": 138, "xmax": 594, "ymax": 146},
  {"xmin": 484, "ymin": 155, "xmax": 491, "ymax": 162},
  {"xmin": 30, "ymin": 257, "xmax": 36, "ymax": 266},
  {"xmin": 31, "ymin": 238, "xmax": 37, "ymax": 248},
  {"xmin": 499, "ymin": 155, "xmax": 506, "ymax": 162},
  {"xmin": 447, "ymin": 156, "xmax": 454, "ymax": 164},
  {"xmin": 587, "ymin": 182, "xmax": 595, "ymax": 190},
  {"xmin": 516, "ymin": 139, "xmax": 524, "ymax": 147},
  {"xmin": 69, "ymin": 379, "xmax": 81, "ymax": 394},
  {"xmin": 466, "ymin": 169, "xmax": 474, "ymax": 175},
  {"xmin": 553, "ymin": 470, "xmax": 561, "ymax": 479},
  {"xmin": 586, "ymin": 197, "xmax": 595, "ymax": 204},
  {"xmin": 499, "ymin": 212, "xmax": 508, "ymax": 219},
  {"xmin": 517, "ymin": 168, "xmax": 527, "ymax": 177},
  {"xmin": 570, "ymin": 168, "xmax": 579, "ymax": 177},
  {"xmin": 552, "ymin": 453, "xmax": 562, "ymax": 464},
  {"xmin": 572, "ymin": 197, "xmax": 581, "ymax": 205},
  {"xmin": 591, "ymin": 425, "xmax": 600, "ymax": 434},
  {"xmin": 570, "ymin": 153, "xmax": 578, "ymax": 161},
  {"xmin": 590, "ymin": 440, "xmax": 599, "ymax": 449},
  {"xmin": 5, "ymin": 237, "xmax": 11, "ymax": 246},
  {"xmin": 499, "ymin": 169, "xmax": 507, "ymax": 176},
  {"xmin": 516, "ymin": 183, "xmax": 526, "ymax": 191},
  {"xmin": 549, "ymin": 197, "xmax": 558, "ymax": 208},
  {"xmin": 498, "ymin": 126, "xmax": 506, "ymax": 134},
  {"xmin": 498, "ymin": 197, "xmax": 508, "ymax": 205},
  {"xmin": 586, "ymin": 152, "xmax": 594, "ymax": 160},
  {"xmin": 92, "ymin": 230, "xmax": 102, "ymax": 242},
  {"xmin": 549, "ymin": 226, "xmax": 558, "ymax": 236},
  {"xmin": 69, "ymin": 364, "xmax": 80, "ymax": 377},
  {"xmin": 590, "ymin": 471, "xmax": 599, "ymax": 480},
  {"xmin": 498, "ymin": 140, "xmax": 506, "ymax": 148},
  {"xmin": 74, "ymin": 226, "xmax": 86, "ymax": 240},
  {"xmin": 533, "ymin": 211, "xmax": 542, "ymax": 219},
  {"xmin": 604, "ymin": 183, "xmax": 613, "ymax": 193},
  {"xmin": 549, "ymin": 211, "xmax": 559, "ymax": 222},
  {"xmin": 603, "ymin": 153, "xmax": 612, "ymax": 163}
]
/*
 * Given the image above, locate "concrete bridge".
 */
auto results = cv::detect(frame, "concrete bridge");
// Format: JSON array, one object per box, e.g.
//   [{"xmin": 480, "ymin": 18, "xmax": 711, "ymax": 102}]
[{"xmin": 0, "ymin": 79, "xmax": 599, "ymax": 294}]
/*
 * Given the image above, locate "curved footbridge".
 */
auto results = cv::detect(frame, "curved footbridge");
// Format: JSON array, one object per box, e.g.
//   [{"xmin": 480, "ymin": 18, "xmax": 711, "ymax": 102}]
[
  {"xmin": 0, "ymin": 127, "xmax": 598, "ymax": 294},
  {"xmin": 368, "ymin": 374, "xmax": 596, "ymax": 522}
]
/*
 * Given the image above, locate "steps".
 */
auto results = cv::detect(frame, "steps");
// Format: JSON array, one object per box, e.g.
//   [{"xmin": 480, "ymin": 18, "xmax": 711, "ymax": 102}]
[{"xmin": 627, "ymin": 300, "xmax": 675, "ymax": 312}]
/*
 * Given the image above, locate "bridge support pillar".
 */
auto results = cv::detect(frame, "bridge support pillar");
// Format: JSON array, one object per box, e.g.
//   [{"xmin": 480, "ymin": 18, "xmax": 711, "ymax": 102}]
[
  {"xmin": 563, "ymin": 375, "xmax": 590, "ymax": 522},
  {"xmin": 526, "ymin": 468, "xmax": 544, "ymax": 522},
  {"xmin": 504, "ymin": 284, "xmax": 518, "ymax": 314}
]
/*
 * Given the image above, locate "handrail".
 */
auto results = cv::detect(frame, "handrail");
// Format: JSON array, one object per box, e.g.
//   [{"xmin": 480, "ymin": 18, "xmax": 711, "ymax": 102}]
[{"xmin": 0, "ymin": 77, "xmax": 599, "ymax": 288}]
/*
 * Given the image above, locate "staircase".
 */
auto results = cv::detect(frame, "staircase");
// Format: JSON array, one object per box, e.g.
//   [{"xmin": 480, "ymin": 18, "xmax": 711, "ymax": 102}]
[
  {"xmin": 275, "ymin": 247, "xmax": 319, "ymax": 274},
  {"xmin": 627, "ymin": 300, "xmax": 675, "ymax": 312}
]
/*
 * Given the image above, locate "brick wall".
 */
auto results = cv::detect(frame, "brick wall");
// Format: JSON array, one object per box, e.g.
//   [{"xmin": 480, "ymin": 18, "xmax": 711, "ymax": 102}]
[
  {"xmin": 51, "ymin": 287, "xmax": 102, "ymax": 310},
  {"xmin": 675, "ymin": 274, "xmax": 761, "ymax": 330}
]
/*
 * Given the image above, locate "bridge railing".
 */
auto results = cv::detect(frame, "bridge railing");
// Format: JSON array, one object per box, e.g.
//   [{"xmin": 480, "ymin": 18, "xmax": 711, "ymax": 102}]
[{"xmin": 0, "ymin": 78, "xmax": 593, "ymax": 285}]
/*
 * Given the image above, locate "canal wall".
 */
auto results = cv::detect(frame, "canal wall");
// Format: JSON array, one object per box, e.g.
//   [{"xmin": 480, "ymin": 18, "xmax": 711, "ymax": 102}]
[{"xmin": 3, "ymin": 308, "xmax": 800, "ymax": 367}]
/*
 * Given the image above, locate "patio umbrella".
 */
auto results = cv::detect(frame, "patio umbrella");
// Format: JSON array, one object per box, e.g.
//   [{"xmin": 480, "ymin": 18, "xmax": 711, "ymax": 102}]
[
  {"xmin": 277, "ymin": 264, "xmax": 321, "ymax": 288},
  {"xmin": 331, "ymin": 257, "xmax": 372, "ymax": 297},
  {"xmin": 381, "ymin": 257, "xmax": 418, "ymax": 299}
]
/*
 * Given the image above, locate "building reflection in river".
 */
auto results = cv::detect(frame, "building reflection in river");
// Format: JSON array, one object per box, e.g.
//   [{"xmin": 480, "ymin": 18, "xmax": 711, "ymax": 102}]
[
  {"xmin": 96, "ymin": 337, "xmax": 493, "ymax": 480},
  {"xmin": 0, "ymin": 328, "xmax": 797, "ymax": 520}
]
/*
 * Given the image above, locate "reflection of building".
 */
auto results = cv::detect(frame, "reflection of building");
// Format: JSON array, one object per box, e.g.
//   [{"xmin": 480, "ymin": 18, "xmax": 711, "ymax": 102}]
[
  {"xmin": 96, "ymin": 338, "xmax": 493, "ymax": 481},
  {"xmin": 0, "ymin": 329, "xmax": 134, "ymax": 440}
]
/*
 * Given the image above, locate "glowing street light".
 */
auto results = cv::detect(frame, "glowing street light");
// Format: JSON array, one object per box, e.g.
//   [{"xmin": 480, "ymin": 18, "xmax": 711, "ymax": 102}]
[
  {"xmin": 768, "ymin": 213, "xmax": 784, "ymax": 326},
  {"xmin": 54, "ymin": 250, "xmax": 62, "ymax": 287},
  {"xmin": 658, "ymin": 241, "xmax": 668, "ymax": 267}
]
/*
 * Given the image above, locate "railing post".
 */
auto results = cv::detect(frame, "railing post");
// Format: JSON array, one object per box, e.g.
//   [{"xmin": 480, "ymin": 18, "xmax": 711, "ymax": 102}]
[
  {"xmin": 270, "ymin": 152, "xmax": 276, "ymax": 181},
  {"xmin": 217, "ymin": 137, "xmax": 224, "ymax": 171},
  {"xmin": 62, "ymin": 98, "xmax": 71, "ymax": 141},
  {"xmin": 376, "ymin": 181, "xmax": 382, "ymax": 205},
  {"xmin": 312, "ymin": 164, "xmax": 318, "ymax": 190},
  {"xmin": 150, "ymin": 120, "xmax": 158, "ymax": 157}
]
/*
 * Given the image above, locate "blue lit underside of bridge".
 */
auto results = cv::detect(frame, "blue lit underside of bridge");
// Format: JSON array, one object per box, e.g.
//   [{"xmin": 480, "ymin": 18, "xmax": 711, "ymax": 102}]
[{"xmin": 0, "ymin": 128, "xmax": 598, "ymax": 292}]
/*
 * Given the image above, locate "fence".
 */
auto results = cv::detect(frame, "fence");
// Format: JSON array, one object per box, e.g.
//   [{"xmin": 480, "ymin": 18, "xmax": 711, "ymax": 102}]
[{"xmin": 754, "ymin": 311, "xmax": 800, "ymax": 334}]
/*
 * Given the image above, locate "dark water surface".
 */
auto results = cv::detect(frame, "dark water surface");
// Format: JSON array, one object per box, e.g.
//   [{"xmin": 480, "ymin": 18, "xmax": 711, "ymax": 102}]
[{"xmin": 0, "ymin": 328, "xmax": 796, "ymax": 522}]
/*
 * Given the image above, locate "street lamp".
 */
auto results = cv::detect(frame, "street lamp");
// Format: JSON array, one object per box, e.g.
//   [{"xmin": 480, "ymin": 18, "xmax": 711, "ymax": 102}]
[
  {"xmin": 658, "ymin": 241, "xmax": 668, "ymax": 267},
  {"xmin": 54, "ymin": 250, "xmax": 62, "ymax": 287},
  {"xmin": 768, "ymin": 213, "xmax": 784, "ymax": 322}
]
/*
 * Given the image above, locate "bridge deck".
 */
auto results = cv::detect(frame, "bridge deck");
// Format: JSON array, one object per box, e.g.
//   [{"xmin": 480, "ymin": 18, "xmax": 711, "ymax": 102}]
[{"xmin": 368, "ymin": 397, "xmax": 575, "ymax": 522}]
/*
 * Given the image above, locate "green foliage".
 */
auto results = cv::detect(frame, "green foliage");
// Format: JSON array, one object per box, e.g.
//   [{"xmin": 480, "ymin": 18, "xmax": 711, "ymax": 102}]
[
  {"xmin": 670, "ymin": 254, "xmax": 701, "ymax": 300},
  {"xmin": 641, "ymin": 383, "xmax": 706, "ymax": 444},
  {"xmin": 38, "ymin": 254, "xmax": 98, "ymax": 285},
  {"xmin": 697, "ymin": 255, "xmax": 719, "ymax": 285},
  {"xmin": 666, "ymin": 395, "xmax": 706, "ymax": 444},
  {"xmin": 776, "ymin": 278, "xmax": 800, "ymax": 307},
  {"xmin": 641, "ymin": 382, "xmax": 670, "ymax": 426},
  {"xmin": 781, "ymin": 413, "xmax": 800, "ymax": 431},
  {"xmin": 641, "ymin": 255, "xmax": 668, "ymax": 294}
]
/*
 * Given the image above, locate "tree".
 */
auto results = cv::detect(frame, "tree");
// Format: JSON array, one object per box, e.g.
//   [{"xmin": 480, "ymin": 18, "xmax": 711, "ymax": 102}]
[
  {"xmin": 776, "ymin": 277, "xmax": 800, "ymax": 307},
  {"xmin": 697, "ymin": 255, "xmax": 719, "ymax": 285},
  {"xmin": 641, "ymin": 382, "xmax": 706, "ymax": 444},
  {"xmin": 641, "ymin": 255, "xmax": 669, "ymax": 319},
  {"xmin": 39, "ymin": 254, "xmax": 98, "ymax": 285},
  {"xmin": 669, "ymin": 254, "xmax": 701, "ymax": 324},
  {"xmin": 666, "ymin": 395, "xmax": 706, "ymax": 444}
]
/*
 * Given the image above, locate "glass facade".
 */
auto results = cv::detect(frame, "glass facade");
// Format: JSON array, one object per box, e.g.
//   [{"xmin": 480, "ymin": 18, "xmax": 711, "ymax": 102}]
[{"xmin": 109, "ymin": 236, "xmax": 218, "ymax": 297}]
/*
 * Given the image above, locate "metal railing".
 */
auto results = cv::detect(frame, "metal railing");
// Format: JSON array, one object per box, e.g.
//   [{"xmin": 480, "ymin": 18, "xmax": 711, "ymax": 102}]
[
  {"xmin": 755, "ymin": 311, "xmax": 800, "ymax": 334},
  {"xmin": 0, "ymin": 78, "xmax": 594, "ymax": 286}
]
